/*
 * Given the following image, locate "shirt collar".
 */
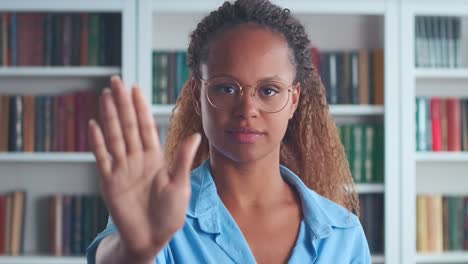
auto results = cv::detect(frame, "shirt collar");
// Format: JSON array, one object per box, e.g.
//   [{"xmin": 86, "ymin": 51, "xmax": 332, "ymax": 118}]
[{"xmin": 186, "ymin": 159, "xmax": 359, "ymax": 239}]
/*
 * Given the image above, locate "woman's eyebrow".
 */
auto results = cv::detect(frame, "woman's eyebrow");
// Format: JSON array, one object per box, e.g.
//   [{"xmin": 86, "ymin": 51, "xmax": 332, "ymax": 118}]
[
  {"xmin": 207, "ymin": 73, "xmax": 288, "ymax": 83},
  {"xmin": 257, "ymin": 75, "xmax": 287, "ymax": 83}
]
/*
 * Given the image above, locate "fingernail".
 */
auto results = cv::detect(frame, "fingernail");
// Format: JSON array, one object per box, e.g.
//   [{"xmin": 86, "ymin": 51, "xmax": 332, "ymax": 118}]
[
  {"xmin": 111, "ymin": 75, "xmax": 120, "ymax": 82},
  {"xmin": 102, "ymin": 88, "xmax": 111, "ymax": 95},
  {"xmin": 89, "ymin": 118, "xmax": 96, "ymax": 126}
]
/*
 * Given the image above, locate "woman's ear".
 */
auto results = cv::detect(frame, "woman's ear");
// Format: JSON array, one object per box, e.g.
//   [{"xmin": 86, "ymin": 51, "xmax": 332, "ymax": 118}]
[
  {"xmin": 191, "ymin": 77, "xmax": 201, "ymax": 116},
  {"xmin": 289, "ymin": 83, "xmax": 301, "ymax": 118}
]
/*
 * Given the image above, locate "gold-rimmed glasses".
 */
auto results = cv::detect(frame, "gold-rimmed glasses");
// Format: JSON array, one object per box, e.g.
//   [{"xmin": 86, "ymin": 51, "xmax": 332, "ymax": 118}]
[{"xmin": 200, "ymin": 76, "xmax": 297, "ymax": 113}]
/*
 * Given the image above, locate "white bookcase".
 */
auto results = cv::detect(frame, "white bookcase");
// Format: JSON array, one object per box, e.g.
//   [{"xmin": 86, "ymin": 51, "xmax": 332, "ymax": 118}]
[
  {"xmin": 137, "ymin": 0, "xmax": 400, "ymax": 263},
  {"xmin": 0, "ymin": 0, "xmax": 136, "ymax": 263},
  {"xmin": 401, "ymin": 0, "xmax": 468, "ymax": 263},
  {"xmin": 11, "ymin": 0, "xmax": 468, "ymax": 263}
]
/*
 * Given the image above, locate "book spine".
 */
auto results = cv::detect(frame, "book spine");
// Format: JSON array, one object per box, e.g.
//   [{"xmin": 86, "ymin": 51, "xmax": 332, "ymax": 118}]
[
  {"xmin": 430, "ymin": 98, "xmax": 443, "ymax": 151},
  {"xmin": 446, "ymin": 98, "xmax": 461, "ymax": 151}
]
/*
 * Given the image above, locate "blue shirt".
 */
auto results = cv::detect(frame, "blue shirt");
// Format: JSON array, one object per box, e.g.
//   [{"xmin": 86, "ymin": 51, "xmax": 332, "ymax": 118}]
[{"xmin": 87, "ymin": 160, "xmax": 371, "ymax": 263}]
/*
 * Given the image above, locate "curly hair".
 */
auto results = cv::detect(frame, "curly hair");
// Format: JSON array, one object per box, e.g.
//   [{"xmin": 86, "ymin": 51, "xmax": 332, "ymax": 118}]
[{"xmin": 164, "ymin": 0, "xmax": 359, "ymax": 214}]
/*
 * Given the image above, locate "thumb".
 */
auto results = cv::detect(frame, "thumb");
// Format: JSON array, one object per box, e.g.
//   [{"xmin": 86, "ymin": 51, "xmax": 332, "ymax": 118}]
[{"xmin": 170, "ymin": 133, "xmax": 202, "ymax": 185}]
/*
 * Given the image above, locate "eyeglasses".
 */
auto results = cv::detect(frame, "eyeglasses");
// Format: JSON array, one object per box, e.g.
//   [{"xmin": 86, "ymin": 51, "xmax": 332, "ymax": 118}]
[{"xmin": 200, "ymin": 76, "xmax": 297, "ymax": 113}]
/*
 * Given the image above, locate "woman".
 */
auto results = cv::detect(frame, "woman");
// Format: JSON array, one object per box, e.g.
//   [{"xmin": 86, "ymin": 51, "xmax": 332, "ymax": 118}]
[{"xmin": 87, "ymin": 0, "xmax": 371, "ymax": 263}]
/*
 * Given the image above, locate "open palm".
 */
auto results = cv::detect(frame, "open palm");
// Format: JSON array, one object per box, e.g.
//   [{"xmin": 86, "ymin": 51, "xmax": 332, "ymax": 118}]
[{"xmin": 88, "ymin": 76, "xmax": 200, "ymax": 259}]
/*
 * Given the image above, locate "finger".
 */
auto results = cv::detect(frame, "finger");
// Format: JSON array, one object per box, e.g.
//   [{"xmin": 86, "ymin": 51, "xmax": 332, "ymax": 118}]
[
  {"xmin": 88, "ymin": 119, "xmax": 112, "ymax": 179},
  {"xmin": 132, "ymin": 85, "xmax": 161, "ymax": 152},
  {"xmin": 170, "ymin": 133, "xmax": 201, "ymax": 185},
  {"xmin": 100, "ymin": 88, "xmax": 126, "ymax": 165},
  {"xmin": 110, "ymin": 76, "xmax": 142, "ymax": 154}
]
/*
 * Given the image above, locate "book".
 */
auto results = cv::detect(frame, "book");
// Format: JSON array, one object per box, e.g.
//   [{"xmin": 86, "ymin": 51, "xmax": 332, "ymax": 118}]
[
  {"xmin": 0, "ymin": 95, "xmax": 10, "ymax": 151},
  {"xmin": 417, "ymin": 195, "xmax": 429, "ymax": 252},
  {"xmin": 446, "ymin": 98, "xmax": 461, "ymax": 151},
  {"xmin": 10, "ymin": 191, "xmax": 25, "ymax": 256}
]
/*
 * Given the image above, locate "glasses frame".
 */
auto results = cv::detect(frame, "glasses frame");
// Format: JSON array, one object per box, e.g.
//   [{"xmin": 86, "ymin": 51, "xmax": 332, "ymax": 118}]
[{"xmin": 199, "ymin": 76, "xmax": 298, "ymax": 113}]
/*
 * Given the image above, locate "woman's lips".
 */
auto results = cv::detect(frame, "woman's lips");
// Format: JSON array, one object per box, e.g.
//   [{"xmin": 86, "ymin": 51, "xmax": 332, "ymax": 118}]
[{"xmin": 226, "ymin": 128, "xmax": 264, "ymax": 144}]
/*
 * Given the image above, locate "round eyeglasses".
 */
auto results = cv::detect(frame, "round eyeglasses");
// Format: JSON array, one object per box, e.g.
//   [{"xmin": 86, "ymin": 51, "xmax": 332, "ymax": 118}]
[{"xmin": 200, "ymin": 76, "xmax": 297, "ymax": 113}]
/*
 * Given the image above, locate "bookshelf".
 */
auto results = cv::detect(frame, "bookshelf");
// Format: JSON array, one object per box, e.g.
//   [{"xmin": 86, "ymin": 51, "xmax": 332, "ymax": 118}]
[
  {"xmin": 0, "ymin": 67, "xmax": 120, "ymax": 77},
  {"xmin": 401, "ymin": 0, "xmax": 468, "ymax": 263},
  {"xmin": 0, "ymin": 256, "xmax": 85, "ymax": 264},
  {"xmin": 0, "ymin": 0, "xmax": 136, "ymax": 261},
  {"xmin": 137, "ymin": 0, "xmax": 400, "ymax": 262}
]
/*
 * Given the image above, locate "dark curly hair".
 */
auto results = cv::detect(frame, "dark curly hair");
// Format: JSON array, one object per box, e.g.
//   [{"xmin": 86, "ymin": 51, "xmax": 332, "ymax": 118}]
[{"xmin": 164, "ymin": 0, "xmax": 359, "ymax": 214}]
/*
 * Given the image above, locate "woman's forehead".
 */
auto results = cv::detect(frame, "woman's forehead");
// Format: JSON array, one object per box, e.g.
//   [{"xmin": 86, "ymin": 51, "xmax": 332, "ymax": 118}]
[{"xmin": 202, "ymin": 25, "xmax": 296, "ymax": 82}]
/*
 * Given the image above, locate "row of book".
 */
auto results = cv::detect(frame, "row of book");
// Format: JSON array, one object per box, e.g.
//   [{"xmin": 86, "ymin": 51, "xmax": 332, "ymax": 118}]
[
  {"xmin": 416, "ymin": 97, "xmax": 468, "ymax": 152},
  {"xmin": 338, "ymin": 124, "xmax": 385, "ymax": 184},
  {"xmin": 48, "ymin": 194, "xmax": 108, "ymax": 256},
  {"xmin": 311, "ymin": 48, "xmax": 385, "ymax": 105},
  {"xmin": 0, "ymin": 91, "xmax": 98, "ymax": 152},
  {"xmin": 0, "ymin": 191, "xmax": 26, "ymax": 256},
  {"xmin": 416, "ymin": 195, "xmax": 468, "ymax": 252},
  {"xmin": 415, "ymin": 16, "xmax": 463, "ymax": 68},
  {"xmin": 0, "ymin": 12, "xmax": 121, "ymax": 67},
  {"xmin": 152, "ymin": 51, "xmax": 190, "ymax": 104},
  {"xmin": 359, "ymin": 193, "xmax": 384, "ymax": 254}
]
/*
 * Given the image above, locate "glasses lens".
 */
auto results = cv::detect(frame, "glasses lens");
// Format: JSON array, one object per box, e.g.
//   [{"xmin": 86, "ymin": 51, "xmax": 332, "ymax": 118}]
[
  {"xmin": 206, "ymin": 77, "xmax": 241, "ymax": 109},
  {"xmin": 205, "ymin": 77, "xmax": 291, "ymax": 112},
  {"xmin": 255, "ymin": 82, "xmax": 290, "ymax": 112}
]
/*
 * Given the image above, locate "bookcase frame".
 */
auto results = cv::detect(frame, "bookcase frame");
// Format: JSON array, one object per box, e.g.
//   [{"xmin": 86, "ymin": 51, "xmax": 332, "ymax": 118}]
[
  {"xmin": 137, "ymin": 0, "xmax": 401, "ymax": 263},
  {"xmin": 401, "ymin": 0, "xmax": 468, "ymax": 263},
  {"xmin": 0, "ymin": 0, "xmax": 136, "ymax": 263}
]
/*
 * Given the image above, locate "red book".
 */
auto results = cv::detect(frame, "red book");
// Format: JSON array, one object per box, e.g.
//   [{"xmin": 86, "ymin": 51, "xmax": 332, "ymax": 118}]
[
  {"xmin": 17, "ymin": 13, "xmax": 44, "ymax": 66},
  {"xmin": 0, "ymin": 195, "xmax": 5, "ymax": 254},
  {"xmin": 74, "ymin": 91, "xmax": 86, "ymax": 152},
  {"xmin": 84, "ymin": 91, "xmax": 99, "ymax": 151},
  {"xmin": 64, "ymin": 94, "xmax": 76, "ymax": 152},
  {"xmin": 431, "ymin": 98, "xmax": 443, "ymax": 151},
  {"xmin": 446, "ymin": 98, "xmax": 461, "ymax": 151},
  {"xmin": 17, "ymin": 13, "xmax": 32, "ymax": 66}
]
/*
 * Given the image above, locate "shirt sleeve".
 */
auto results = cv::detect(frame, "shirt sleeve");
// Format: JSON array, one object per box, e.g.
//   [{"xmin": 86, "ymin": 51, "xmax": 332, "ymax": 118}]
[
  {"xmin": 86, "ymin": 216, "xmax": 119, "ymax": 264},
  {"xmin": 86, "ymin": 216, "xmax": 169, "ymax": 264}
]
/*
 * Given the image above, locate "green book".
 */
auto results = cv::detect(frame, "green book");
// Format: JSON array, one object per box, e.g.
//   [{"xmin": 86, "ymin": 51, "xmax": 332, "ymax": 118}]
[
  {"xmin": 352, "ymin": 125, "xmax": 363, "ymax": 183},
  {"xmin": 448, "ymin": 196, "xmax": 463, "ymax": 250},
  {"xmin": 416, "ymin": 97, "xmax": 430, "ymax": 151},
  {"xmin": 88, "ymin": 14, "xmax": 99, "ymax": 66},
  {"xmin": 363, "ymin": 124, "xmax": 374, "ymax": 183},
  {"xmin": 372, "ymin": 124, "xmax": 385, "ymax": 183}
]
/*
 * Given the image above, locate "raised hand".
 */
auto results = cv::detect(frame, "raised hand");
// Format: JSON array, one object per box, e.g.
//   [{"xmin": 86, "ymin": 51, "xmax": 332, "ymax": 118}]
[{"xmin": 88, "ymin": 76, "xmax": 201, "ymax": 260}]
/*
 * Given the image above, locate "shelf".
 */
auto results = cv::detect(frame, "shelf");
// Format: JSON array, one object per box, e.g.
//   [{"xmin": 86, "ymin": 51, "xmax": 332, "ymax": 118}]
[
  {"xmin": 415, "ymin": 252, "xmax": 468, "ymax": 263},
  {"xmin": 0, "ymin": 67, "xmax": 120, "ymax": 77},
  {"xmin": 0, "ymin": 153, "xmax": 95, "ymax": 163},
  {"xmin": 415, "ymin": 152, "xmax": 468, "ymax": 162},
  {"xmin": 355, "ymin": 183, "xmax": 385, "ymax": 194},
  {"xmin": 151, "ymin": 0, "xmax": 386, "ymax": 15},
  {"xmin": 329, "ymin": 105, "xmax": 384, "ymax": 115},
  {"xmin": 0, "ymin": 0, "xmax": 127, "ymax": 12},
  {"xmin": 371, "ymin": 254, "xmax": 385, "ymax": 263},
  {"xmin": 0, "ymin": 256, "xmax": 85, "ymax": 264},
  {"xmin": 151, "ymin": 104, "xmax": 385, "ymax": 116},
  {"xmin": 415, "ymin": 68, "xmax": 468, "ymax": 79}
]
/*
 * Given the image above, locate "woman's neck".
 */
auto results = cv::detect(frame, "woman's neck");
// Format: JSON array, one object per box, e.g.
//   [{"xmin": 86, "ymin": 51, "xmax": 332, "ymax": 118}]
[{"xmin": 209, "ymin": 147, "xmax": 290, "ymax": 210}]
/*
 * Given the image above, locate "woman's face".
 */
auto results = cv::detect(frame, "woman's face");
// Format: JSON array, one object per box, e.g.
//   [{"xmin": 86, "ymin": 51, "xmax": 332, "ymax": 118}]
[{"xmin": 197, "ymin": 24, "xmax": 300, "ymax": 163}]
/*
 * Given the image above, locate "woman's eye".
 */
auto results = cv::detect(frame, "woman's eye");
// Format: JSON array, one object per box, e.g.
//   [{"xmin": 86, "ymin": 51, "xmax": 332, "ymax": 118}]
[
  {"xmin": 217, "ymin": 85, "xmax": 237, "ymax": 94},
  {"xmin": 259, "ymin": 87, "xmax": 279, "ymax": 96}
]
